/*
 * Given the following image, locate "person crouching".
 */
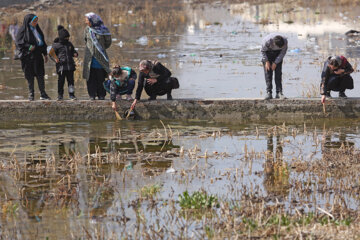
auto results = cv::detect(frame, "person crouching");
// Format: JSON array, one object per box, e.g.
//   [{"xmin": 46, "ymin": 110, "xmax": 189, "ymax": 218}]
[
  {"xmin": 49, "ymin": 25, "xmax": 78, "ymax": 100},
  {"xmin": 131, "ymin": 60, "xmax": 179, "ymax": 109},
  {"xmin": 320, "ymin": 56, "xmax": 354, "ymax": 104},
  {"xmin": 107, "ymin": 65, "xmax": 136, "ymax": 111}
]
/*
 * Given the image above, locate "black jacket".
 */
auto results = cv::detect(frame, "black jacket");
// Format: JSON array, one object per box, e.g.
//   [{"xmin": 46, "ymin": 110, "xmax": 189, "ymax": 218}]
[
  {"xmin": 135, "ymin": 61, "xmax": 171, "ymax": 100},
  {"xmin": 52, "ymin": 38, "xmax": 78, "ymax": 73},
  {"xmin": 15, "ymin": 14, "xmax": 47, "ymax": 58},
  {"xmin": 320, "ymin": 56, "xmax": 354, "ymax": 94}
]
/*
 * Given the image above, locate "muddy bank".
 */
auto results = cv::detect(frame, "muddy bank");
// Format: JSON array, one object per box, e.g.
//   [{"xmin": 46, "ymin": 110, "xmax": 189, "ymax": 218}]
[{"xmin": 1, "ymin": 98, "xmax": 360, "ymax": 122}]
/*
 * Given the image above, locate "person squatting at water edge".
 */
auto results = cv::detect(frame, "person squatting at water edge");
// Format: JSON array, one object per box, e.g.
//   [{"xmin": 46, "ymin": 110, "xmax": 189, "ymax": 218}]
[
  {"xmin": 15, "ymin": 14, "xmax": 51, "ymax": 101},
  {"xmin": 131, "ymin": 60, "xmax": 180, "ymax": 109},
  {"xmin": 320, "ymin": 56, "xmax": 354, "ymax": 104},
  {"xmin": 261, "ymin": 33, "xmax": 288, "ymax": 100},
  {"xmin": 104, "ymin": 65, "xmax": 137, "ymax": 111},
  {"xmin": 49, "ymin": 25, "xmax": 78, "ymax": 101},
  {"xmin": 83, "ymin": 12, "xmax": 112, "ymax": 100}
]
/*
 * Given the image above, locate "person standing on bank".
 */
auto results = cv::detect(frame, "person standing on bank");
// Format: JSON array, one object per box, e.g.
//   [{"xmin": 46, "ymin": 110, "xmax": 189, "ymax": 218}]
[
  {"xmin": 320, "ymin": 56, "xmax": 354, "ymax": 104},
  {"xmin": 130, "ymin": 60, "xmax": 179, "ymax": 109},
  {"xmin": 83, "ymin": 12, "xmax": 112, "ymax": 100},
  {"xmin": 261, "ymin": 33, "xmax": 288, "ymax": 100},
  {"xmin": 15, "ymin": 14, "xmax": 50, "ymax": 101},
  {"xmin": 49, "ymin": 25, "xmax": 78, "ymax": 100}
]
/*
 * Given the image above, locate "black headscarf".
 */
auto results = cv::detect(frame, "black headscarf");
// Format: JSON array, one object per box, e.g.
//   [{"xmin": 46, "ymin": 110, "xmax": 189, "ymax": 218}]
[{"xmin": 15, "ymin": 14, "xmax": 46, "ymax": 51}]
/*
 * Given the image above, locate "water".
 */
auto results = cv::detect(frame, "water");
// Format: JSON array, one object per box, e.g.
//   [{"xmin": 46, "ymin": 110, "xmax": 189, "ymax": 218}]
[
  {"xmin": 1, "ymin": 0, "xmax": 360, "ymax": 238},
  {"xmin": 1, "ymin": 119, "xmax": 360, "ymax": 238},
  {"xmin": 0, "ymin": 0, "xmax": 359, "ymax": 100}
]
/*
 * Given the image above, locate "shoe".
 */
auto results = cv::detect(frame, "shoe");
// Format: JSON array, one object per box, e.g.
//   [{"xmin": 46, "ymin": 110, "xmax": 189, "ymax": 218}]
[
  {"xmin": 29, "ymin": 94, "xmax": 34, "ymax": 101},
  {"xmin": 339, "ymin": 92, "xmax": 347, "ymax": 98},
  {"xmin": 40, "ymin": 94, "xmax": 51, "ymax": 100},
  {"xmin": 148, "ymin": 95, "xmax": 157, "ymax": 100},
  {"xmin": 264, "ymin": 92, "xmax": 272, "ymax": 100},
  {"xmin": 57, "ymin": 95, "xmax": 63, "ymax": 101},
  {"xmin": 275, "ymin": 92, "xmax": 285, "ymax": 99},
  {"xmin": 98, "ymin": 96, "xmax": 105, "ymax": 100},
  {"xmin": 125, "ymin": 94, "xmax": 133, "ymax": 101},
  {"xmin": 90, "ymin": 96, "xmax": 95, "ymax": 100},
  {"xmin": 69, "ymin": 95, "xmax": 77, "ymax": 100},
  {"xmin": 325, "ymin": 92, "xmax": 331, "ymax": 98},
  {"xmin": 167, "ymin": 93, "xmax": 173, "ymax": 100}
]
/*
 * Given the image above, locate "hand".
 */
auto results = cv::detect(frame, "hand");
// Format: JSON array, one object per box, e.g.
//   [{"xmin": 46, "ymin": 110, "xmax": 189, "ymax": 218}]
[
  {"xmin": 271, "ymin": 63, "xmax": 277, "ymax": 71},
  {"xmin": 74, "ymin": 53, "xmax": 78, "ymax": 58},
  {"xmin": 55, "ymin": 58, "xmax": 59, "ymax": 63},
  {"xmin": 131, "ymin": 99, "xmax": 137, "ymax": 109},
  {"xmin": 146, "ymin": 78, "xmax": 157, "ymax": 85},
  {"xmin": 321, "ymin": 95, "xmax": 326, "ymax": 104},
  {"xmin": 265, "ymin": 61, "xmax": 270, "ymax": 71},
  {"xmin": 334, "ymin": 69, "xmax": 344, "ymax": 75},
  {"xmin": 44, "ymin": 55, "xmax": 48, "ymax": 63},
  {"xmin": 112, "ymin": 102, "xmax": 117, "ymax": 111}
]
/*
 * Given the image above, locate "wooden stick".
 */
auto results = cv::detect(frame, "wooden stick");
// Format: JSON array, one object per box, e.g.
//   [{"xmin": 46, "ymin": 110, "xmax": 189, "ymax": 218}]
[{"xmin": 115, "ymin": 111, "xmax": 122, "ymax": 120}]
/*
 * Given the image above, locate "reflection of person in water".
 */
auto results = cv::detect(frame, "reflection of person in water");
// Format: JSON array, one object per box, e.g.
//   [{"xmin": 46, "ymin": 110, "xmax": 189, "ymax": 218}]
[
  {"xmin": 263, "ymin": 133, "xmax": 289, "ymax": 197},
  {"xmin": 322, "ymin": 130, "xmax": 354, "ymax": 154}
]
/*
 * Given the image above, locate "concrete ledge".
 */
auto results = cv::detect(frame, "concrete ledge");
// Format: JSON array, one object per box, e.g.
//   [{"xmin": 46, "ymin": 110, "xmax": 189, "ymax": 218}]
[{"xmin": 1, "ymin": 98, "xmax": 360, "ymax": 122}]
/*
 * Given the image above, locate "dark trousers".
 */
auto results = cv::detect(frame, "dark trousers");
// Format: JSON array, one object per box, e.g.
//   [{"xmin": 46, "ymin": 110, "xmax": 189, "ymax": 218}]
[
  {"xmin": 327, "ymin": 74, "xmax": 354, "ymax": 92},
  {"xmin": 263, "ymin": 50, "xmax": 283, "ymax": 94},
  {"xmin": 58, "ymin": 70, "xmax": 75, "ymax": 96},
  {"xmin": 87, "ymin": 68, "xmax": 106, "ymax": 98},
  {"xmin": 144, "ymin": 79, "xmax": 172, "ymax": 97},
  {"xmin": 21, "ymin": 53, "xmax": 46, "ymax": 97}
]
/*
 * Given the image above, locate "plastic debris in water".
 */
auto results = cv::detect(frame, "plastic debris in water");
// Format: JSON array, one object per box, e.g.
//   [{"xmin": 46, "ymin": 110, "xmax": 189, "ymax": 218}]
[
  {"xmin": 166, "ymin": 167, "xmax": 175, "ymax": 173},
  {"xmin": 157, "ymin": 53, "xmax": 166, "ymax": 58},
  {"xmin": 116, "ymin": 41, "xmax": 123, "ymax": 47},
  {"xmin": 290, "ymin": 48, "xmax": 301, "ymax": 53},
  {"xmin": 136, "ymin": 36, "xmax": 148, "ymax": 45},
  {"xmin": 126, "ymin": 162, "xmax": 133, "ymax": 170},
  {"xmin": 152, "ymin": 21, "xmax": 157, "ymax": 26}
]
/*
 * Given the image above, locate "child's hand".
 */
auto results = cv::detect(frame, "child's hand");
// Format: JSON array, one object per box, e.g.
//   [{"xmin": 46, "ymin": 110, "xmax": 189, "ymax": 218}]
[
  {"xmin": 74, "ymin": 53, "xmax": 78, "ymax": 58},
  {"xmin": 55, "ymin": 58, "xmax": 59, "ymax": 63},
  {"xmin": 112, "ymin": 102, "xmax": 116, "ymax": 111}
]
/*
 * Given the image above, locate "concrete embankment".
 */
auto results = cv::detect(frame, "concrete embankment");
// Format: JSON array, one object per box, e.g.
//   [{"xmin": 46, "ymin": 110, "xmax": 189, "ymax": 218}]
[{"xmin": 0, "ymin": 98, "xmax": 360, "ymax": 122}]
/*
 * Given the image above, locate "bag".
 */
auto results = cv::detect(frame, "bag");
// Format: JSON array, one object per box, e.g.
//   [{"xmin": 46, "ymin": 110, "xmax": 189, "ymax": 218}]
[
  {"xmin": 13, "ymin": 48, "xmax": 29, "ymax": 60},
  {"xmin": 170, "ymin": 77, "xmax": 179, "ymax": 89}
]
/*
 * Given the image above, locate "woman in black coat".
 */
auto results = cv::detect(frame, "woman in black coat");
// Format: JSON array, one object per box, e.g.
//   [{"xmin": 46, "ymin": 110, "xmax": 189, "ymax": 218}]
[{"xmin": 15, "ymin": 14, "xmax": 50, "ymax": 101}]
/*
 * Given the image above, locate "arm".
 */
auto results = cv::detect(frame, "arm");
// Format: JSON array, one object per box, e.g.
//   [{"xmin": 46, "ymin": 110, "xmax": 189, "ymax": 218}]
[
  {"xmin": 110, "ymin": 79, "xmax": 117, "ymax": 102},
  {"xmin": 70, "ymin": 42, "xmax": 78, "ymax": 57},
  {"xmin": 261, "ymin": 39, "xmax": 270, "ymax": 63},
  {"xmin": 343, "ymin": 61, "xmax": 354, "ymax": 75},
  {"xmin": 129, "ymin": 69, "xmax": 137, "ymax": 80},
  {"xmin": 49, "ymin": 47, "xmax": 59, "ymax": 63},
  {"xmin": 153, "ymin": 62, "xmax": 171, "ymax": 83},
  {"xmin": 320, "ymin": 62, "xmax": 329, "ymax": 95},
  {"xmin": 135, "ymin": 72, "xmax": 146, "ymax": 100}
]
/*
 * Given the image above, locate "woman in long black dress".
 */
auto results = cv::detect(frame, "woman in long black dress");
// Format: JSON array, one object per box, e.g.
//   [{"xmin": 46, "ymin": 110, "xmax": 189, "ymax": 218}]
[{"xmin": 15, "ymin": 14, "xmax": 50, "ymax": 101}]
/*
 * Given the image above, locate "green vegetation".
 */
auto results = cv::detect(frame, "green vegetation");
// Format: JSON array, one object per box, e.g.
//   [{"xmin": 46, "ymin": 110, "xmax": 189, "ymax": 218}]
[{"xmin": 178, "ymin": 190, "xmax": 220, "ymax": 209}]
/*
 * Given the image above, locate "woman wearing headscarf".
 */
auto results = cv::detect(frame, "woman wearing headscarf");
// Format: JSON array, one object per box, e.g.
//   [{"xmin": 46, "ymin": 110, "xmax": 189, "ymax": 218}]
[
  {"xmin": 15, "ymin": 14, "xmax": 50, "ymax": 101},
  {"xmin": 83, "ymin": 12, "xmax": 112, "ymax": 100}
]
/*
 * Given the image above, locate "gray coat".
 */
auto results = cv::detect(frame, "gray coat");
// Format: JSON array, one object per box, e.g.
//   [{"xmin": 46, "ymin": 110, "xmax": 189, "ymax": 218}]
[{"xmin": 82, "ymin": 26, "xmax": 112, "ymax": 81}]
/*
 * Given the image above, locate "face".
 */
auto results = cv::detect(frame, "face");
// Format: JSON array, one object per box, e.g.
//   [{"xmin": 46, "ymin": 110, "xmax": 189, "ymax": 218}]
[
  {"xmin": 329, "ymin": 65, "xmax": 338, "ymax": 71},
  {"xmin": 140, "ymin": 65, "xmax": 150, "ymax": 74},
  {"xmin": 85, "ymin": 17, "xmax": 91, "ymax": 26},
  {"xmin": 31, "ymin": 17, "xmax": 38, "ymax": 27}
]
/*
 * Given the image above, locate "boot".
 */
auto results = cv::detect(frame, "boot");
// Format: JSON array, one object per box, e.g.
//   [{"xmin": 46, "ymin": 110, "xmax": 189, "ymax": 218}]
[
  {"xmin": 275, "ymin": 92, "xmax": 285, "ymax": 99},
  {"xmin": 167, "ymin": 90, "xmax": 173, "ymax": 100},
  {"xmin": 339, "ymin": 91, "xmax": 347, "ymax": 98},
  {"xmin": 264, "ymin": 92, "xmax": 272, "ymax": 100}
]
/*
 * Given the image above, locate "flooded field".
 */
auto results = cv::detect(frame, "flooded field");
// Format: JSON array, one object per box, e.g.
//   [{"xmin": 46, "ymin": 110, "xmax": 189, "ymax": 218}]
[
  {"xmin": 0, "ymin": 0, "xmax": 359, "ymax": 100},
  {"xmin": 1, "ymin": 119, "xmax": 360, "ymax": 238},
  {"xmin": 1, "ymin": 0, "xmax": 360, "ymax": 238}
]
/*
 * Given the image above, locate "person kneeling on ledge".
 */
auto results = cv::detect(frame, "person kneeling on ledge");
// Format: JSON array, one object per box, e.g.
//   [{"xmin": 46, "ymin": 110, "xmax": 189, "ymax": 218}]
[
  {"xmin": 320, "ymin": 56, "xmax": 354, "ymax": 104},
  {"xmin": 131, "ymin": 60, "xmax": 179, "ymax": 109}
]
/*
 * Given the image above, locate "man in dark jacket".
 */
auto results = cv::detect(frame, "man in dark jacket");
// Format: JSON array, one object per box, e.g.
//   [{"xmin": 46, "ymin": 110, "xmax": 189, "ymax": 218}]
[
  {"xmin": 131, "ymin": 60, "xmax": 179, "ymax": 109},
  {"xmin": 49, "ymin": 25, "xmax": 78, "ymax": 100},
  {"xmin": 261, "ymin": 33, "xmax": 288, "ymax": 100},
  {"xmin": 320, "ymin": 56, "xmax": 354, "ymax": 104}
]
